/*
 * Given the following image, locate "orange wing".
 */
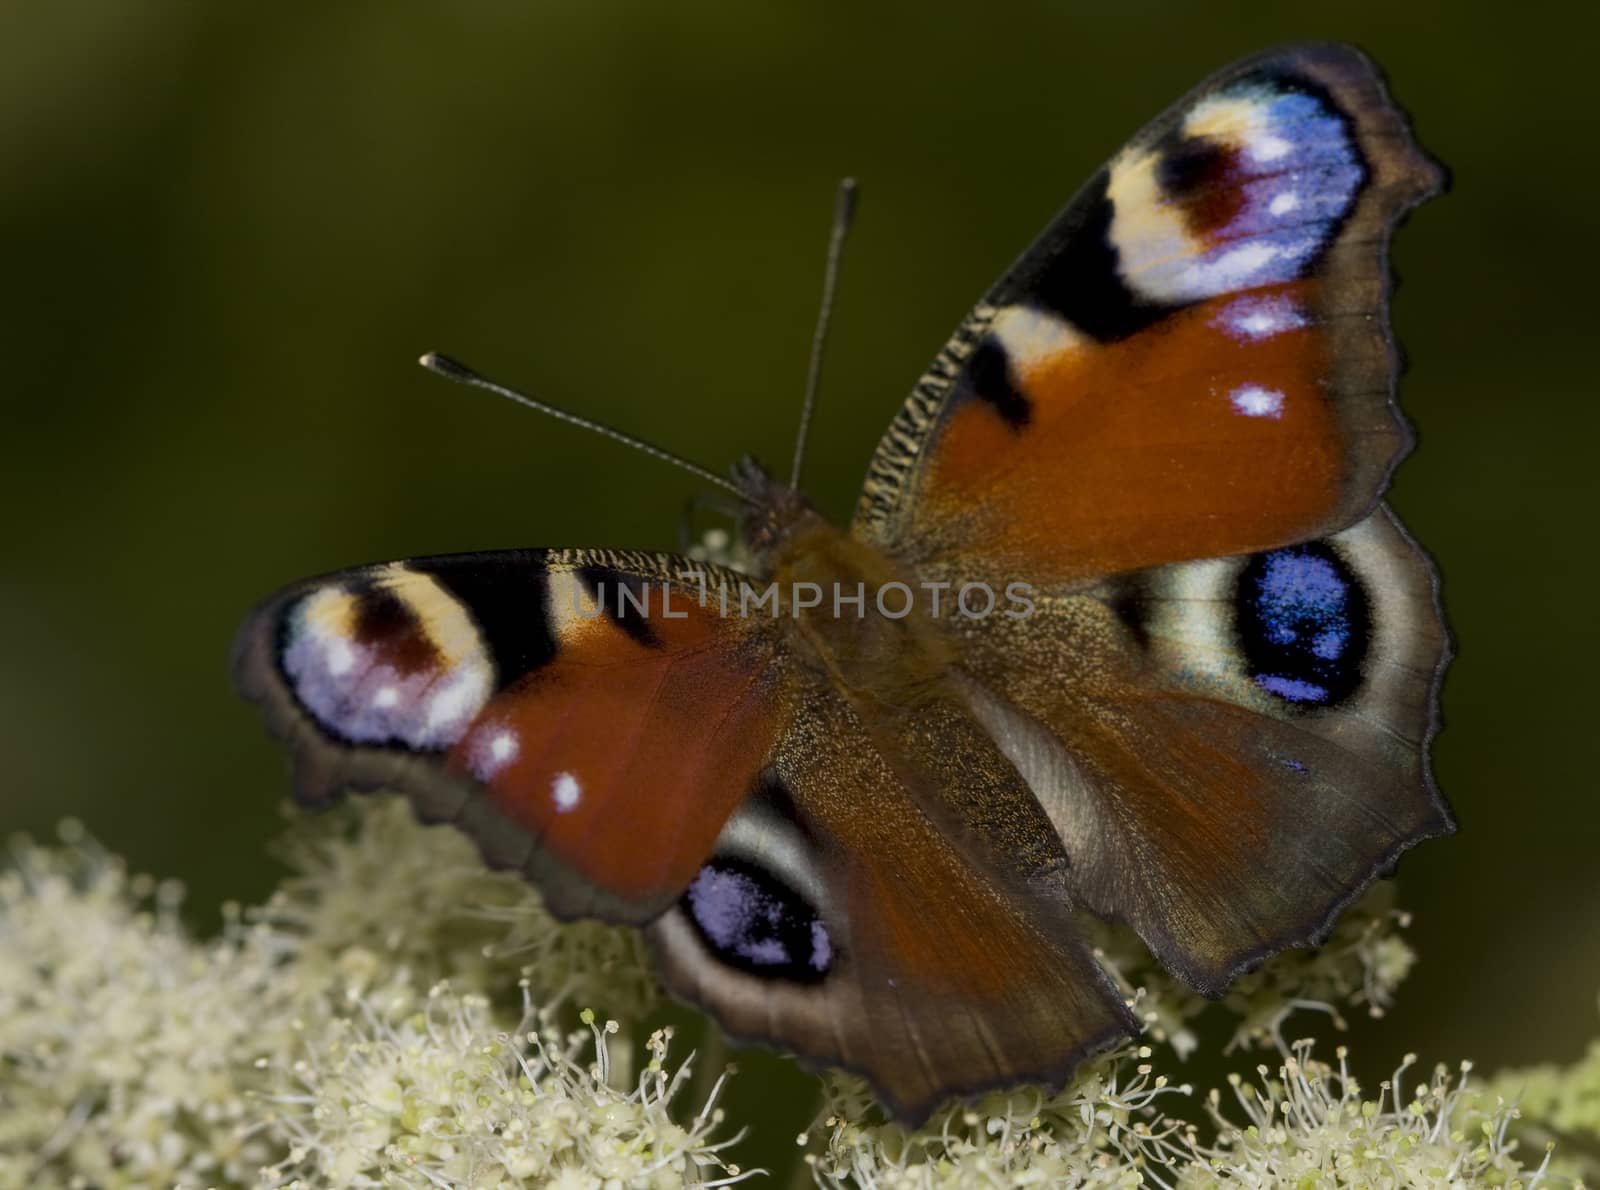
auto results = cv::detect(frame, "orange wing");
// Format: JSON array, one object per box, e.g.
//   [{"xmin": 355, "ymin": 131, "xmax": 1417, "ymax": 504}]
[
  {"xmin": 854, "ymin": 43, "xmax": 1442, "ymax": 585},
  {"xmin": 234, "ymin": 549, "xmax": 779, "ymax": 922}
]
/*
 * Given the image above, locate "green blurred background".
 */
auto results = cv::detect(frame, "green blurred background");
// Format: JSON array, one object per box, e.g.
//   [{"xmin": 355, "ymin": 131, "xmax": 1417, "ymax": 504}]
[{"xmin": 4, "ymin": 0, "xmax": 1596, "ymax": 1165}]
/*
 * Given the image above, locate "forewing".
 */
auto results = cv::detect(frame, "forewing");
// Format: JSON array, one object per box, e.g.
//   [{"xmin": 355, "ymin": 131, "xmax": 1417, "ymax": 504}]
[
  {"xmin": 854, "ymin": 43, "xmax": 1443, "ymax": 585},
  {"xmin": 234, "ymin": 549, "xmax": 779, "ymax": 922}
]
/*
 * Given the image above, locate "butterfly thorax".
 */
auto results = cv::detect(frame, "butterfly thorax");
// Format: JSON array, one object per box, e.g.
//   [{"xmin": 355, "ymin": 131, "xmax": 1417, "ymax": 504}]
[
  {"xmin": 733, "ymin": 457, "xmax": 958, "ymax": 702},
  {"xmin": 771, "ymin": 537, "xmax": 959, "ymax": 709}
]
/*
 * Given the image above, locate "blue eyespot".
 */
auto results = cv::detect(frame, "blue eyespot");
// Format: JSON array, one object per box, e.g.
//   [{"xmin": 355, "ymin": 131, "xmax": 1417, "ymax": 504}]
[
  {"xmin": 684, "ymin": 858, "xmax": 833, "ymax": 983},
  {"xmin": 1236, "ymin": 544, "xmax": 1369, "ymax": 708}
]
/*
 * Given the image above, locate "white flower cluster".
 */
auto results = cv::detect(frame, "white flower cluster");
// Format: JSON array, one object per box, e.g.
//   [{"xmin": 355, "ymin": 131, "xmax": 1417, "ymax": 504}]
[
  {"xmin": 0, "ymin": 822, "xmax": 288, "ymax": 1188},
  {"xmin": 1183, "ymin": 1042, "xmax": 1553, "ymax": 1188},
  {"xmin": 261, "ymin": 994, "xmax": 744, "ymax": 1189},
  {"xmin": 805, "ymin": 1038, "xmax": 1563, "ymax": 1188},
  {"xmin": 0, "ymin": 799, "xmax": 1587, "ymax": 1187},
  {"xmin": 805, "ymin": 1047, "xmax": 1195, "ymax": 1187},
  {"xmin": 0, "ymin": 806, "xmax": 734, "ymax": 1189}
]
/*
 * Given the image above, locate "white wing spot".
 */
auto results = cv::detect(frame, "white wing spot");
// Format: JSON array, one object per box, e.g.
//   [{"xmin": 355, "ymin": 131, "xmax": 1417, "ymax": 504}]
[
  {"xmin": 423, "ymin": 667, "xmax": 488, "ymax": 735},
  {"xmin": 490, "ymin": 730, "xmax": 518, "ymax": 763},
  {"xmin": 551, "ymin": 771, "xmax": 582, "ymax": 812},
  {"xmin": 1214, "ymin": 295, "xmax": 1308, "ymax": 343},
  {"xmin": 466, "ymin": 724, "xmax": 520, "ymax": 781},
  {"xmin": 1231, "ymin": 385, "xmax": 1285, "ymax": 419},
  {"xmin": 1251, "ymin": 133, "xmax": 1293, "ymax": 162},
  {"xmin": 325, "ymin": 637, "xmax": 356, "ymax": 677},
  {"xmin": 1239, "ymin": 310, "xmax": 1284, "ymax": 337},
  {"xmin": 373, "ymin": 685, "xmax": 399, "ymax": 709},
  {"xmin": 1268, "ymin": 191, "xmax": 1300, "ymax": 216}
]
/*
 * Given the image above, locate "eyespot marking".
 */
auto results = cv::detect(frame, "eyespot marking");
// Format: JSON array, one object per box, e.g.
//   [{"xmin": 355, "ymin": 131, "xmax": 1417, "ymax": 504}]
[
  {"xmin": 1109, "ymin": 80, "xmax": 1364, "ymax": 305},
  {"xmin": 413, "ymin": 553, "xmax": 557, "ymax": 687},
  {"xmin": 279, "ymin": 569, "xmax": 493, "ymax": 750},
  {"xmin": 1236, "ymin": 543, "xmax": 1370, "ymax": 708},
  {"xmin": 1256, "ymin": 674, "xmax": 1330, "ymax": 703},
  {"xmin": 683, "ymin": 857, "xmax": 832, "ymax": 983}
]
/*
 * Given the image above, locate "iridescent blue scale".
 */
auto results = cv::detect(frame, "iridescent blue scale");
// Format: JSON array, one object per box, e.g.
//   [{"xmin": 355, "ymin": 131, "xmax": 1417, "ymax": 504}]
[{"xmin": 1236, "ymin": 543, "xmax": 1370, "ymax": 706}]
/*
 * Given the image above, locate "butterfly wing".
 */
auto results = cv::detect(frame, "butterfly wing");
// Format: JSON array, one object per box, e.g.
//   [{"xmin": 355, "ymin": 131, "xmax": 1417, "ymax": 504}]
[
  {"xmin": 850, "ymin": 44, "xmax": 1450, "ymax": 991},
  {"xmin": 234, "ymin": 549, "xmax": 783, "ymax": 922},
  {"xmin": 953, "ymin": 507, "xmax": 1449, "ymax": 993},
  {"xmin": 855, "ymin": 43, "xmax": 1444, "ymax": 583},
  {"xmin": 647, "ymin": 668, "xmax": 1133, "ymax": 1122},
  {"xmin": 237, "ymin": 549, "xmax": 1134, "ymax": 1119}
]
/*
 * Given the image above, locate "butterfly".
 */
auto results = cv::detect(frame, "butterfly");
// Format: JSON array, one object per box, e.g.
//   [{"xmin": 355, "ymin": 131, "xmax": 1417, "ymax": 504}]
[{"xmin": 235, "ymin": 42, "xmax": 1451, "ymax": 1123}]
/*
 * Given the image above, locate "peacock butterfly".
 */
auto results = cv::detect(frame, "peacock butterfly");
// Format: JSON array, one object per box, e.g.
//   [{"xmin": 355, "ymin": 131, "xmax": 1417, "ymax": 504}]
[{"xmin": 235, "ymin": 42, "xmax": 1451, "ymax": 1122}]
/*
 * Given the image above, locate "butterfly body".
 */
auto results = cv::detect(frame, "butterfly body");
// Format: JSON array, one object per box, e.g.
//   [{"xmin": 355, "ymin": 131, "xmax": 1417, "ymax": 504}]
[
  {"xmin": 768, "ymin": 531, "xmax": 957, "ymax": 703},
  {"xmin": 236, "ymin": 43, "xmax": 1450, "ymax": 1121}
]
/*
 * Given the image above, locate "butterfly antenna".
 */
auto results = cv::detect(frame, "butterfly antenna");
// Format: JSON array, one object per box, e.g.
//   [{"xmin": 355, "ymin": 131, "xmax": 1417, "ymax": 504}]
[
  {"xmin": 418, "ymin": 352, "xmax": 745, "ymax": 498},
  {"xmin": 789, "ymin": 177, "xmax": 858, "ymax": 490}
]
